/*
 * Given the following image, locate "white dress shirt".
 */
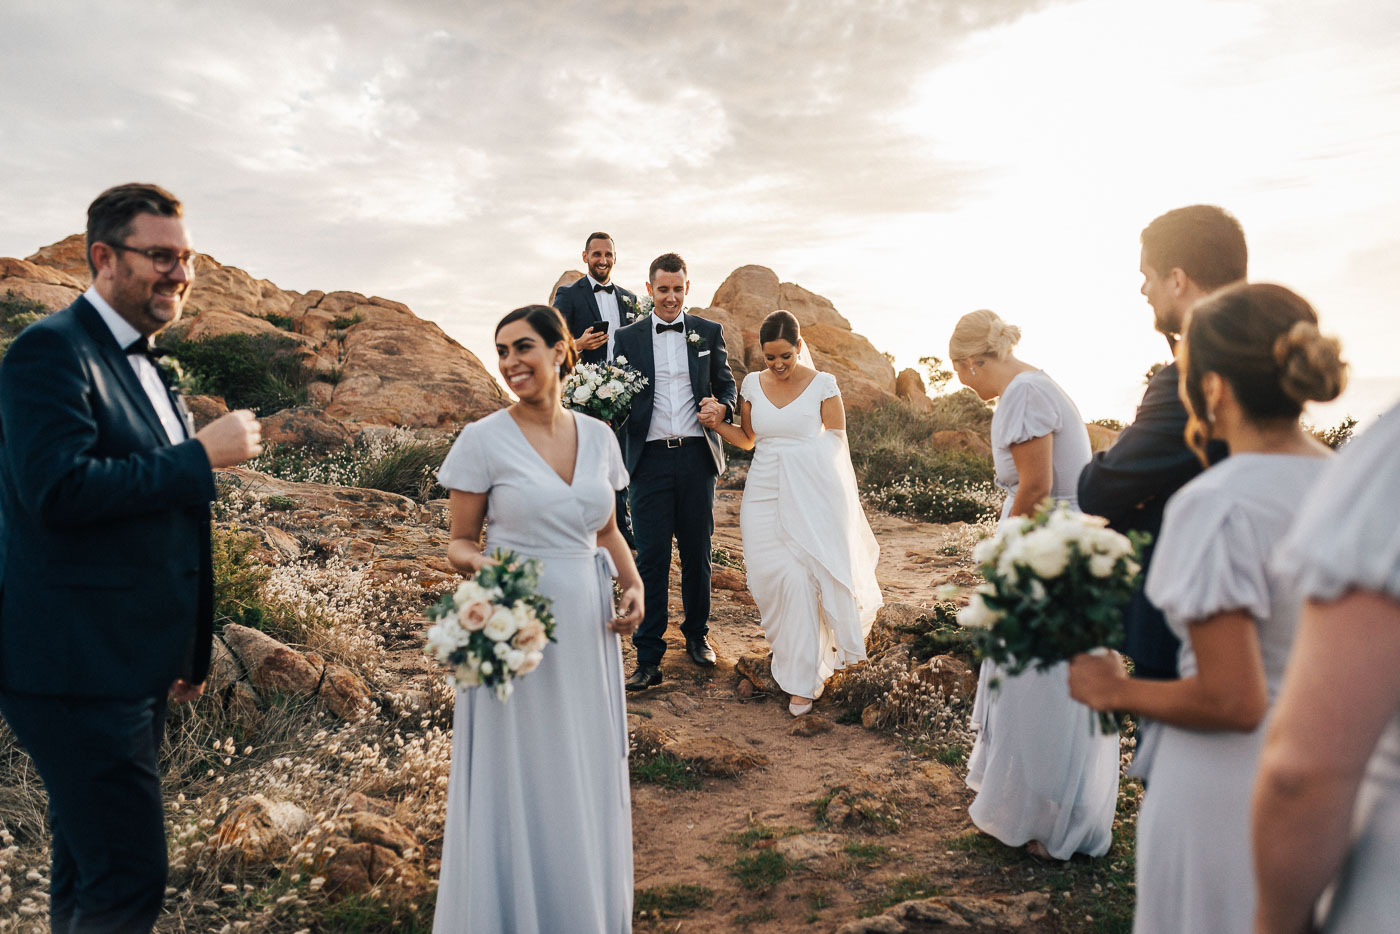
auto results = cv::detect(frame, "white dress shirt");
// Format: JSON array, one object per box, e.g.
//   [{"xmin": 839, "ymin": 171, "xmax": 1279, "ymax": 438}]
[
  {"xmin": 85, "ymin": 286, "xmax": 188, "ymax": 444},
  {"xmin": 587, "ymin": 275, "xmax": 621, "ymax": 360},
  {"xmin": 645, "ymin": 312, "xmax": 704, "ymax": 441}
]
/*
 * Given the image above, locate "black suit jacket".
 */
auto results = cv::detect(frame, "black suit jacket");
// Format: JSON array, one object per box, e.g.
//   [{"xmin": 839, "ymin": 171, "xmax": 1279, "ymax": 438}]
[
  {"xmin": 1078, "ymin": 361, "xmax": 1226, "ymax": 679},
  {"xmin": 553, "ymin": 276, "xmax": 639, "ymax": 366},
  {"xmin": 0, "ymin": 296, "xmax": 217, "ymax": 698},
  {"xmin": 611, "ymin": 314, "xmax": 737, "ymax": 478}
]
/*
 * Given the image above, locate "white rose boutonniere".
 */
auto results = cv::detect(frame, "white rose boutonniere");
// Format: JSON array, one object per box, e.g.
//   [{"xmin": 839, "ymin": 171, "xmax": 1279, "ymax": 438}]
[{"xmin": 687, "ymin": 328, "xmax": 707, "ymax": 351}]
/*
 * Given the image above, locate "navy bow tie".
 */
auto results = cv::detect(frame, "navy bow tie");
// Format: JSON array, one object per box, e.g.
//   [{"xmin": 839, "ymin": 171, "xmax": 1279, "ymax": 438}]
[
  {"xmin": 125, "ymin": 337, "xmax": 168, "ymax": 360},
  {"xmin": 655, "ymin": 321, "xmax": 683, "ymax": 334},
  {"xmin": 593, "ymin": 283, "xmax": 615, "ymax": 293}
]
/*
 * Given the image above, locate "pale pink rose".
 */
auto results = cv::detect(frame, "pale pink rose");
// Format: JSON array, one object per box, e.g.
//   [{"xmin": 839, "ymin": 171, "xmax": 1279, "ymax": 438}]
[
  {"xmin": 511, "ymin": 619, "xmax": 546, "ymax": 651},
  {"xmin": 517, "ymin": 650, "xmax": 544, "ymax": 674},
  {"xmin": 461, "ymin": 601, "xmax": 493, "ymax": 631}
]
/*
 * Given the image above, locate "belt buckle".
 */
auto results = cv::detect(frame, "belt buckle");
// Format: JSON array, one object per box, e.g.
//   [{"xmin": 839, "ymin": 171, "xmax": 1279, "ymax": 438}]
[{"xmin": 665, "ymin": 437, "xmax": 683, "ymax": 449}]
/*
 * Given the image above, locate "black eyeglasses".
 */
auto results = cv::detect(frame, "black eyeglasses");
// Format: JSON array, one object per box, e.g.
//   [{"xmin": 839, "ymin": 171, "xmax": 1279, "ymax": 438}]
[{"xmin": 107, "ymin": 243, "xmax": 198, "ymax": 274}]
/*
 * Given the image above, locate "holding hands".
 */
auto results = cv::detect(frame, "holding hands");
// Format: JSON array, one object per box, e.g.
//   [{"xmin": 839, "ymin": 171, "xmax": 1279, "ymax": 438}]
[{"xmin": 697, "ymin": 395, "xmax": 726, "ymax": 429}]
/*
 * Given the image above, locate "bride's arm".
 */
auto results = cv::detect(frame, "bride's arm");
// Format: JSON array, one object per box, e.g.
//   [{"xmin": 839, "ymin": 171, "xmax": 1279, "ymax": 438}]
[
  {"xmin": 446, "ymin": 490, "xmax": 497, "ymax": 574},
  {"xmin": 820, "ymin": 393, "xmax": 846, "ymax": 431},
  {"xmin": 704, "ymin": 397, "xmax": 756, "ymax": 450},
  {"xmin": 1006, "ymin": 434, "xmax": 1053, "ymax": 518}
]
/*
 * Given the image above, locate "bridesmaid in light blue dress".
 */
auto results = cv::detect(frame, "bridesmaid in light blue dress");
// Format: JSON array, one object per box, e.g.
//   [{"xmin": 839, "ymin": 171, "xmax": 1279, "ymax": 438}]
[
  {"xmin": 1254, "ymin": 394, "xmax": 1400, "ymax": 934},
  {"xmin": 433, "ymin": 305, "xmax": 643, "ymax": 934},
  {"xmin": 948, "ymin": 309, "xmax": 1120, "ymax": 861},
  {"xmin": 1070, "ymin": 283, "xmax": 1345, "ymax": 934}
]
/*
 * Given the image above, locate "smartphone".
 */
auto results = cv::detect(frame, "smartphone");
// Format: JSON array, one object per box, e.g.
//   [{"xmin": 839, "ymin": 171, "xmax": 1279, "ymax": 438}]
[{"xmin": 594, "ymin": 320, "xmax": 610, "ymax": 334}]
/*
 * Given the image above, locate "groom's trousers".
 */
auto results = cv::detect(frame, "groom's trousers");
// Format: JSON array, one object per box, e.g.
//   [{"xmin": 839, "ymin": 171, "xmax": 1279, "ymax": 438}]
[
  {"xmin": 0, "ymin": 692, "xmax": 168, "ymax": 934},
  {"xmin": 629, "ymin": 439, "xmax": 715, "ymax": 666}
]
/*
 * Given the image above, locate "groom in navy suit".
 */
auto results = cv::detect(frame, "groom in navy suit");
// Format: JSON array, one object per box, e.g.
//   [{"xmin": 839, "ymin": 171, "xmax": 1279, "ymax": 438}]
[
  {"xmin": 612, "ymin": 253, "xmax": 736, "ymax": 690},
  {"xmin": 0, "ymin": 183, "xmax": 262, "ymax": 933},
  {"xmin": 1079, "ymin": 205, "xmax": 1244, "ymax": 682}
]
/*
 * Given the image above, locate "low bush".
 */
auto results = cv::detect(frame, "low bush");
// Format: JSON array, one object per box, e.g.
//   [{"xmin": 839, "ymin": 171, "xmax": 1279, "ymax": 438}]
[{"xmin": 161, "ymin": 331, "xmax": 312, "ymax": 415}]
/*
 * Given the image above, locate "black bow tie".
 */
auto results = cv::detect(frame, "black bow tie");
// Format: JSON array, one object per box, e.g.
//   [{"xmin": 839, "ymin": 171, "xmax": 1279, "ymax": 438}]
[
  {"xmin": 592, "ymin": 283, "xmax": 615, "ymax": 294},
  {"xmin": 125, "ymin": 337, "xmax": 169, "ymax": 360},
  {"xmin": 655, "ymin": 321, "xmax": 683, "ymax": 334}
]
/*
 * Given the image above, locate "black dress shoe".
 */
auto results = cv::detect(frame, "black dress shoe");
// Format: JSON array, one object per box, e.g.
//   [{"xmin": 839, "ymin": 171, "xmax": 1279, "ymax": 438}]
[
  {"xmin": 685, "ymin": 636, "xmax": 717, "ymax": 667},
  {"xmin": 626, "ymin": 664, "xmax": 662, "ymax": 691}
]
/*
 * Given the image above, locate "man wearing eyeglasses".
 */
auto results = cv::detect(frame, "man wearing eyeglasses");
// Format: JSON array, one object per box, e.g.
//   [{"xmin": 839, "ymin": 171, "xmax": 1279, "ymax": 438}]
[{"xmin": 0, "ymin": 183, "xmax": 263, "ymax": 933}]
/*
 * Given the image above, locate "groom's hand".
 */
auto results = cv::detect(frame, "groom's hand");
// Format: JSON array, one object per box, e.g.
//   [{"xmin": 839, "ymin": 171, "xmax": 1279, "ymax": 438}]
[
  {"xmin": 577, "ymin": 326, "xmax": 608, "ymax": 351},
  {"xmin": 698, "ymin": 396, "xmax": 724, "ymax": 428},
  {"xmin": 168, "ymin": 678, "xmax": 205, "ymax": 704}
]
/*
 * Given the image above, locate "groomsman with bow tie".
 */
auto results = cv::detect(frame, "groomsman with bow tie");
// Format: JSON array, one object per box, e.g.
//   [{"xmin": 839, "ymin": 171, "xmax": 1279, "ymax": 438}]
[
  {"xmin": 612, "ymin": 253, "xmax": 736, "ymax": 690},
  {"xmin": 0, "ymin": 184, "xmax": 263, "ymax": 933},
  {"xmin": 553, "ymin": 231, "xmax": 639, "ymax": 366}
]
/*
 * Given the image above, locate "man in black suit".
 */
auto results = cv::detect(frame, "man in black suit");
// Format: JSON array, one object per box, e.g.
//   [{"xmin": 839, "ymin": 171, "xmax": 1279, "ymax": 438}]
[
  {"xmin": 0, "ymin": 183, "xmax": 262, "ymax": 933},
  {"xmin": 612, "ymin": 253, "xmax": 736, "ymax": 690},
  {"xmin": 553, "ymin": 231, "xmax": 640, "ymax": 366},
  {"xmin": 1079, "ymin": 205, "xmax": 1245, "ymax": 683}
]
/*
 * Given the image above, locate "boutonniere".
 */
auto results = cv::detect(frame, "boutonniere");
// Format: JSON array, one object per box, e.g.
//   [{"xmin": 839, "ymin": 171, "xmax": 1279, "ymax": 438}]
[
  {"xmin": 687, "ymin": 328, "xmax": 707, "ymax": 351},
  {"xmin": 155, "ymin": 354, "xmax": 193, "ymax": 391},
  {"xmin": 624, "ymin": 296, "xmax": 648, "ymax": 325}
]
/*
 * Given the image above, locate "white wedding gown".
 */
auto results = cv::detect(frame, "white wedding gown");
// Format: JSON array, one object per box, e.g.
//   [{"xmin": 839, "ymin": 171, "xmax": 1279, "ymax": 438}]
[{"xmin": 739, "ymin": 370, "xmax": 882, "ymax": 698}]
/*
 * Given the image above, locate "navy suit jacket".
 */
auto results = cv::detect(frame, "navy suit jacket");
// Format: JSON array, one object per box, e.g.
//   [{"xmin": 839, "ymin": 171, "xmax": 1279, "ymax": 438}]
[
  {"xmin": 0, "ymin": 296, "xmax": 217, "ymax": 698},
  {"xmin": 553, "ymin": 276, "xmax": 639, "ymax": 366},
  {"xmin": 611, "ymin": 314, "xmax": 737, "ymax": 478},
  {"xmin": 1078, "ymin": 361, "xmax": 1226, "ymax": 680}
]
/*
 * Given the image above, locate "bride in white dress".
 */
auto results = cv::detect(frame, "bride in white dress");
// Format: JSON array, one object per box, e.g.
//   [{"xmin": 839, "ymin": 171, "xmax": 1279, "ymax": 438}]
[{"xmin": 701, "ymin": 310, "xmax": 882, "ymax": 715}]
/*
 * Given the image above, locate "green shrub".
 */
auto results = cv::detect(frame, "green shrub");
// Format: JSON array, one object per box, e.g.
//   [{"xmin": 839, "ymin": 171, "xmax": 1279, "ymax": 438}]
[
  {"xmin": 356, "ymin": 439, "xmax": 452, "ymax": 502},
  {"xmin": 330, "ymin": 313, "xmax": 363, "ymax": 329},
  {"xmin": 161, "ymin": 331, "xmax": 311, "ymax": 415},
  {"xmin": 261, "ymin": 312, "xmax": 295, "ymax": 330},
  {"xmin": 211, "ymin": 526, "xmax": 271, "ymax": 631}
]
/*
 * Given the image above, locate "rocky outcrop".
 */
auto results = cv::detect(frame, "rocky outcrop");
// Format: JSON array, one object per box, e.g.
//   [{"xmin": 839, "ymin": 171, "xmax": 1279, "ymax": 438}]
[
  {"xmin": 208, "ymin": 795, "xmax": 310, "ymax": 866},
  {"xmin": 216, "ymin": 624, "xmax": 372, "ymax": 720},
  {"xmin": 13, "ymin": 236, "xmax": 510, "ymax": 429},
  {"xmin": 896, "ymin": 368, "xmax": 936, "ymax": 413}
]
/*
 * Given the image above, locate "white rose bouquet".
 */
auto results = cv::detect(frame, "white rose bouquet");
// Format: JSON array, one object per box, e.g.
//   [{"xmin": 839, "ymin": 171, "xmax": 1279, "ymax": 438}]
[
  {"xmin": 958, "ymin": 501, "xmax": 1147, "ymax": 733},
  {"xmin": 424, "ymin": 549, "xmax": 556, "ymax": 702},
  {"xmin": 562, "ymin": 359, "xmax": 648, "ymax": 428}
]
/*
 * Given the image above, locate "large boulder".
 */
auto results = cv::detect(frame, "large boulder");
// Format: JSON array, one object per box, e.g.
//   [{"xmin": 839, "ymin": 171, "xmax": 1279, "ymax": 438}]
[
  {"xmin": 0, "ymin": 257, "xmax": 83, "ymax": 311},
  {"xmin": 209, "ymin": 795, "xmax": 309, "ymax": 866},
  {"xmin": 896, "ymin": 369, "xmax": 935, "ymax": 413}
]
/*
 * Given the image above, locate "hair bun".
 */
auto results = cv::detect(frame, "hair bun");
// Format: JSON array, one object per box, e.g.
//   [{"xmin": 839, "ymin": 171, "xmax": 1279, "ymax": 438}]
[{"xmin": 1274, "ymin": 320, "xmax": 1347, "ymax": 403}]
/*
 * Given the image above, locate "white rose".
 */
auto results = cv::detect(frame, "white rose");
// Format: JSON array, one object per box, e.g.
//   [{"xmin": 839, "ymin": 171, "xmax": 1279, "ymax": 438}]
[
  {"xmin": 606, "ymin": 379, "xmax": 624, "ymax": 396},
  {"xmin": 482, "ymin": 606, "xmax": 519, "ymax": 641},
  {"xmin": 480, "ymin": 660, "xmax": 493, "ymax": 676},
  {"xmin": 505, "ymin": 649, "xmax": 526, "ymax": 671},
  {"xmin": 996, "ymin": 537, "xmax": 1026, "ymax": 580},
  {"xmin": 614, "ymin": 355, "xmax": 628, "ymax": 366},
  {"xmin": 972, "ymin": 536, "xmax": 1000, "ymax": 566},
  {"xmin": 517, "ymin": 650, "xmax": 544, "ymax": 674},
  {"xmin": 957, "ymin": 594, "xmax": 1000, "ymax": 629},
  {"xmin": 452, "ymin": 580, "xmax": 487, "ymax": 609},
  {"xmin": 1088, "ymin": 553, "xmax": 1116, "ymax": 578},
  {"xmin": 596, "ymin": 384, "xmax": 614, "ymax": 400},
  {"xmin": 493, "ymin": 641, "xmax": 511, "ymax": 659},
  {"xmin": 572, "ymin": 385, "xmax": 593, "ymax": 403},
  {"xmin": 1018, "ymin": 528, "xmax": 1070, "ymax": 579}
]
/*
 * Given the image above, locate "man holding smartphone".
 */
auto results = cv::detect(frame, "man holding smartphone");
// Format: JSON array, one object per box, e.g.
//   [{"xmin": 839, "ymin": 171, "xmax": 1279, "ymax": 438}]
[{"xmin": 554, "ymin": 231, "xmax": 638, "ymax": 366}]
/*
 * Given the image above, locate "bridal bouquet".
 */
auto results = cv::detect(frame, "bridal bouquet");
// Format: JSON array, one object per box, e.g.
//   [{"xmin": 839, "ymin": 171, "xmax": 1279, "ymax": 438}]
[
  {"xmin": 562, "ymin": 360, "xmax": 648, "ymax": 428},
  {"xmin": 424, "ymin": 549, "xmax": 556, "ymax": 702},
  {"xmin": 957, "ymin": 501, "xmax": 1147, "ymax": 733}
]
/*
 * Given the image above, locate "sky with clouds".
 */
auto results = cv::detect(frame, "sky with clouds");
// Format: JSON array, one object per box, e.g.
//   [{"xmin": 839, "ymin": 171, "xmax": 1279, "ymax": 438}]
[{"xmin": 3, "ymin": 0, "xmax": 1398, "ymax": 426}]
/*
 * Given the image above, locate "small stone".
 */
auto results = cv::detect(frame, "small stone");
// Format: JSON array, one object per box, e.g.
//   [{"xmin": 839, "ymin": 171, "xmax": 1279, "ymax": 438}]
[
  {"xmin": 791, "ymin": 714, "xmax": 835, "ymax": 737},
  {"xmin": 861, "ymin": 703, "xmax": 884, "ymax": 729},
  {"xmin": 775, "ymin": 832, "xmax": 842, "ymax": 863},
  {"xmin": 666, "ymin": 693, "xmax": 700, "ymax": 713},
  {"xmin": 735, "ymin": 678, "xmax": 755, "ymax": 698}
]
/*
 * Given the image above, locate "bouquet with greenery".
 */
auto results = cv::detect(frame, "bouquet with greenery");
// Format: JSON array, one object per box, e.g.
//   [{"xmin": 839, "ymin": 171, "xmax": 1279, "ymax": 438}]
[
  {"xmin": 562, "ymin": 359, "xmax": 648, "ymax": 428},
  {"xmin": 957, "ymin": 501, "xmax": 1147, "ymax": 733},
  {"xmin": 424, "ymin": 549, "xmax": 556, "ymax": 702}
]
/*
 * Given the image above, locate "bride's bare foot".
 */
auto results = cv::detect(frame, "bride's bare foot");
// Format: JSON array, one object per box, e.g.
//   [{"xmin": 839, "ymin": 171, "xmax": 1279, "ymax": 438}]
[{"xmin": 788, "ymin": 695, "xmax": 813, "ymax": 716}]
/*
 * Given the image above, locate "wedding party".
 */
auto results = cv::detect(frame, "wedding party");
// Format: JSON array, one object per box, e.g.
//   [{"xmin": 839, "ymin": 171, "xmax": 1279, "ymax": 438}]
[{"xmin": 4, "ymin": 3, "xmax": 1400, "ymax": 933}]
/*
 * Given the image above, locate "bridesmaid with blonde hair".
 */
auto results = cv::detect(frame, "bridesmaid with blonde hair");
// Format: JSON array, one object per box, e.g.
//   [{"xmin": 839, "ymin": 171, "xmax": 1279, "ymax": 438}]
[{"xmin": 950, "ymin": 309, "xmax": 1120, "ymax": 861}]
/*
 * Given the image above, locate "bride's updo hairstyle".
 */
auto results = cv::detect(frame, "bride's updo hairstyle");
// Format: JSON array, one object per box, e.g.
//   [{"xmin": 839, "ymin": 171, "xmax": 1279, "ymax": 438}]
[
  {"xmin": 1180, "ymin": 282, "xmax": 1347, "ymax": 460},
  {"xmin": 948, "ymin": 309, "xmax": 1022, "ymax": 362},
  {"xmin": 759, "ymin": 309, "xmax": 801, "ymax": 346},
  {"xmin": 496, "ymin": 304, "xmax": 577, "ymax": 377}
]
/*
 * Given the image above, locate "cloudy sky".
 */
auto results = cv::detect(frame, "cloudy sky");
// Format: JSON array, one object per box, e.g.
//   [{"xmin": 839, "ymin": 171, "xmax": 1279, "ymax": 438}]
[{"xmin": 3, "ymin": 0, "xmax": 1397, "ymax": 426}]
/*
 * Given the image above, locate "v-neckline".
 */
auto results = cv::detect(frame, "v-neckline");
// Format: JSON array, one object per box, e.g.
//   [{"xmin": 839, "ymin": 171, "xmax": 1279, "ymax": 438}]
[
  {"xmin": 757, "ymin": 371, "xmax": 818, "ymax": 410},
  {"xmin": 505, "ymin": 409, "xmax": 581, "ymax": 487}
]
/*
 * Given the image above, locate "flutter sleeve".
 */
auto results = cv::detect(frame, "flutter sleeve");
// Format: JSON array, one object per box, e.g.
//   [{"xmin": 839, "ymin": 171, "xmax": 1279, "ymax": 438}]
[
  {"xmin": 817, "ymin": 371, "xmax": 841, "ymax": 401},
  {"xmin": 436, "ymin": 418, "xmax": 492, "ymax": 493},
  {"xmin": 1145, "ymin": 482, "xmax": 1272, "ymax": 627},
  {"xmin": 739, "ymin": 371, "xmax": 758, "ymax": 404},
  {"xmin": 1272, "ymin": 401, "xmax": 1400, "ymax": 604},
  {"xmin": 993, "ymin": 376, "xmax": 1061, "ymax": 447}
]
